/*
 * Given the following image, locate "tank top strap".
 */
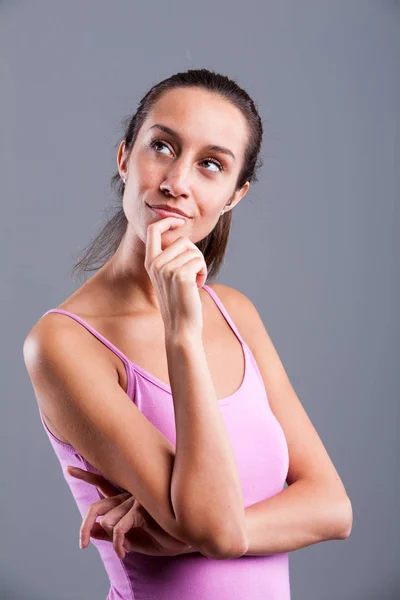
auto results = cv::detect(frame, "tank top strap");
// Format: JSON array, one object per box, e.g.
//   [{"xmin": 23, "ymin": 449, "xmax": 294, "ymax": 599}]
[
  {"xmin": 41, "ymin": 309, "xmax": 131, "ymax": 367},
  {"xmin": 202, "ymin": 284, "xmax": 246, "ymax": 347}
]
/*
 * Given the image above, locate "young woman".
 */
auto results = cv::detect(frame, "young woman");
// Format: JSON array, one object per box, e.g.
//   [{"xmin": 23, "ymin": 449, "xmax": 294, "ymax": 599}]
[{"xmin": 24, "ymin": 68, "xmax": 352, "ymax": 600}]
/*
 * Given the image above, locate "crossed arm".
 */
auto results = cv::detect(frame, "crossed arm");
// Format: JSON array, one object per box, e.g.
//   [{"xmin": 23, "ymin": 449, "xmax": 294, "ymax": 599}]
[
  {"xmin": 70, "ymin": 284, "xmax": 352, "ymax": 558},
  {"xmin": 243, "ymin": 477, "xmax": 351, "ymax": 556},
  {"xmin": 69, "ymin": 464, "xmax": 351, "ymax": 559},
  {"xmin": 38, "ymin": 283, "xmax": 353, "ymax": 559}
]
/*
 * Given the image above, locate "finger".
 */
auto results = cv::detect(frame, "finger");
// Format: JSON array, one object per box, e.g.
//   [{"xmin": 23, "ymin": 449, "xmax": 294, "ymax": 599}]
[
  {"xmin": 88, "ymin": 522, "xmax": 113, "ymax": 542},
  {"xmin": 152, "ymin": 235, "xmax": 194, "ymax": 268},
  {"xmin": 89, "ymin": 522, "xmax": 130, "ymax": 554},
  {"xmin": 112, "ymin": 503, "xmax": 143, "ymax": 559},
  {"xmin": 158, "ymin": 248, "xmax": 203, "ymax": 276},
  {"xmin": 80, "ymin": 494, "xmax": 131, "ymax": 548},
  {"xmin": 169, "ymin": 255, "xmax": 207, "ymax": 285},
  {"xmin": 66, "ymin": 465, "xmax": 120, "ymax": 498},
  {"xmin": 99, "ymin": 496, "xmax": 135, "ymax": 536},
  {"xmin": 145, "ymin": 216, "xmax": 185, "ymax": 268},
  {"xmin": 66, "ymin": 466, "xmax": 125, "ymax": 498}
]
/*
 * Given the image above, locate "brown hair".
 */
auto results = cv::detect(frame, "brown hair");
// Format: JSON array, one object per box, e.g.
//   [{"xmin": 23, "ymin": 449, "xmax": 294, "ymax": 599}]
[{"xmin": 71, "ymin": 68, "xmax": 264, "ymax": 282}]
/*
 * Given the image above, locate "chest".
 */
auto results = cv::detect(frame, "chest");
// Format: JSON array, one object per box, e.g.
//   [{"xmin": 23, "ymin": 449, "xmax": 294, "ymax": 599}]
[
  {"xmin": 41, "ymin": 293, "xmax": 247, "ymax": 444},
  {"xmin": 106, "ymin": 301, "xmax": 246, "ymax": 401}
]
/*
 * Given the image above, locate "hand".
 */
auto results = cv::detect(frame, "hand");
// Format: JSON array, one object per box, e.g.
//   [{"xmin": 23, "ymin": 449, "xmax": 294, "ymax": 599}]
[
  {"xmin": 66, "ymin": 466, "xmax": 197, "ymax": 559},
  {"xmin": 145, "ymin": 215, "xmax": 208, "ymax": 334}
]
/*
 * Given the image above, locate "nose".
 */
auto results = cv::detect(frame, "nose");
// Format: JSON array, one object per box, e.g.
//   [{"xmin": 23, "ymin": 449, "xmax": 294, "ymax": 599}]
[{"xmin": 160, "ymin": 158, "xmax": 191, "ymax": 198}]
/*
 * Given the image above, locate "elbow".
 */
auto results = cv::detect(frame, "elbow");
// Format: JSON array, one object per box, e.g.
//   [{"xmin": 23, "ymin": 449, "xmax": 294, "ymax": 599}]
[
  {"xmin": 338, "ymin": 496, "xmax": 353, "ymax": 539},
  {"xmin": 184, "ymin": 522, "xmax": 248, "ymax": 560},
  {"xmin": 328, "ymin": 495, "xmax": 353, "ymax": 540},
  {"xmin": 217, "ymin": 534, "xmax": 249, "ymax": 560},
  {"xmin": 173, "ymin": 496, "xmax": 248, "ymax": 559},
  {"xmin": 205, "ymin": 530, "xmax": 248, "ymax": 560}
]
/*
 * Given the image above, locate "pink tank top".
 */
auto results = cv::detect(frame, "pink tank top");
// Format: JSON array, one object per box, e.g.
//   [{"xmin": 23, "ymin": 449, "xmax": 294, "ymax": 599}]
[{"xmin": 39, "ymin": 284, "xmax": 290, "ymax": 599}]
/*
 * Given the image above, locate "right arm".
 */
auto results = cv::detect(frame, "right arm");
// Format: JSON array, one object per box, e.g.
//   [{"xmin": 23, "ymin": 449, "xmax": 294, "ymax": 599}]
[
  {"xmin": 23, "ymin": 317, "xmax": 246, "ymax": 560},
  {"xmin": 165, "ymin": 329, "xmax": 248, "ymax": 558}
]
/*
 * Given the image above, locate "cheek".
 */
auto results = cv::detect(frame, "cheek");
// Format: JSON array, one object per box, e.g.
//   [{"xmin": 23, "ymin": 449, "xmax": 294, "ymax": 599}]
[
  {"xmin": 142, "ymin": 160, "xmax": 160, "ymax": 183},
  {"xmin": 196, "ymin": 196, "xmax": 224, "ymax": 219},
  {"xmin": 125, "ymin": 169, "xmax": 159, "ymax": 213},
  {"xmin": 141, "ymin": 147, "xmax": 166, "ymax": 176},
  {"xmin": 131, "ymin": 150, "xmax": 160, "ymax": 185},
  {"xmin": 190, "ymin": 203, "xmax": 221, "ymax": 236}
]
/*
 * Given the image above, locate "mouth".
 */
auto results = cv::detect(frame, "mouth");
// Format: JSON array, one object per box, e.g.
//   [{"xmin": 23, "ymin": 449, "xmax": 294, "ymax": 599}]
[{"xmin": 146, "ymin": 203, "xmax": 190, "ymax": 220}]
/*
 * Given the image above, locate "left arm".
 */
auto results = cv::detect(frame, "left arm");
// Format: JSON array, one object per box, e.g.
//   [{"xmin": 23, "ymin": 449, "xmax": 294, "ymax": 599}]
[
  {"xmin": 70, "ymin": 465, "xmax": 351, "ymax": 559},
  {"xmin": 210, "ymin": 284, "xmax": 353, "ymax": 556},
  {"xmin": 243, "ymin": 477, "xmax": 352, "ymax": 556}
]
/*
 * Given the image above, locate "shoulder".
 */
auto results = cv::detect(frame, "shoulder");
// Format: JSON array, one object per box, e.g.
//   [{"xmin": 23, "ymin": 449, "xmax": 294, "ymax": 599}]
[
  {"xmin": 205, "ymin": 283, "xmax": 264, "ymax": 352},
  {"xmin": 23, "ymin": 311, "xmax": 114, "ymax": 380},
  {"xmin": 23, "ymin": 316, "xmax": 72, "ymax": 379},
  {"xmin": 24, "ymin": 312, "xmax": 76, "ymax": 358},
  {"xmin": 205, "ymin": 282, "xmax": 253, "ymax": 312},
  {"xmin": 25, "ymin": 308, "xmax": 85, "ymax": 349}
]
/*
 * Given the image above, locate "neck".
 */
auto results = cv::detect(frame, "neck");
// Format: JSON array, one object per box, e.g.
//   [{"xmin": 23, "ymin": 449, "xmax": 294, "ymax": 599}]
[{"xmin": 99, "ymin": 226, "xmax": 162, "ymax": 314}]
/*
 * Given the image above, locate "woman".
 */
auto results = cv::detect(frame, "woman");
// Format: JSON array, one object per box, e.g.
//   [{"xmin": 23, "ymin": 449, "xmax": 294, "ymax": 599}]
[{"xmin": 24, "ymin": 68, "xmax": 352, "ymax": 600}]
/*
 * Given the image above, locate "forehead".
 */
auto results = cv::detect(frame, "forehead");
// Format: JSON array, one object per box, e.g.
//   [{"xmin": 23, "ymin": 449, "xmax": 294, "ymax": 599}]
[{"xmin": 144, "ymin": 87, "xmax": 248, "ymax": 156}]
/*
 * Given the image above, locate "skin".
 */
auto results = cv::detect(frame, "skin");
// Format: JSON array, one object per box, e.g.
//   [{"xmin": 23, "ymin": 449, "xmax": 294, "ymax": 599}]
[
  {"xmin": 68, "ymin": 465, "xmax": 197, "ymax": 559},
  {"xmin": 101, "ymin": 86, "xmax": 250, "ymax": 314},
  {"xmin": 67, "ymin": 86, "xmax": 253, "ymax": 558},
  {"xmin": 32, "ymin": 86, "xmax": 353, "ymax": 562}
]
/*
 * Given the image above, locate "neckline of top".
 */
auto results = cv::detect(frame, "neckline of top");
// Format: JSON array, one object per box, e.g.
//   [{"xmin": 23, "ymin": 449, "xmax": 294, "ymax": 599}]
[
  {"xmin": 41, "ymin": 284, "xmax": 249, "ymax": 406},
  {"xmin": 129, "ymin": 340, "xmax": 249, "ymax": 406}
]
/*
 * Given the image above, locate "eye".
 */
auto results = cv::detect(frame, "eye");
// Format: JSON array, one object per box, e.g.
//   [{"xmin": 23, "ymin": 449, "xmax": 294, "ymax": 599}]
[
  {"xmin": 149, "ymin": 138, "xmax": 224, "ymax": 173},
  {"xmin": 150, "ymin": 139, "xmax": 172, "ymax": 156},
  {"xmin": 201, "ymin": 158, "xmax": 224, "ymax": 173}
]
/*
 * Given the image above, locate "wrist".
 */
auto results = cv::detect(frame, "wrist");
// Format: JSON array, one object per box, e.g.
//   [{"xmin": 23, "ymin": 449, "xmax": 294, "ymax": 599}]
[{"xmin": 165, "ymin": 329, "xmax": 203, "ymax": 348}]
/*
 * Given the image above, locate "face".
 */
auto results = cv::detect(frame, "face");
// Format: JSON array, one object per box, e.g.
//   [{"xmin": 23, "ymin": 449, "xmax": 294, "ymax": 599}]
[{"xmin": 117, "ymin": 87, "xmax": 250, "ymax": 248}]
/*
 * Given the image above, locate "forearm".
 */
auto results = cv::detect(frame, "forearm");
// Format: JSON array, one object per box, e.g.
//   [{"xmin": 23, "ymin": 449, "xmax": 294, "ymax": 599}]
[
  {"xmin": 166, "ymin": 331, "xmax": 247, "ymax": 556},
  {"xmin": 243, "ymin": 478, "xmax": 352, "ymax": 556},
  {"xmin": 157, "ymin": 480, "xmax": 351, "ymax": 558}
]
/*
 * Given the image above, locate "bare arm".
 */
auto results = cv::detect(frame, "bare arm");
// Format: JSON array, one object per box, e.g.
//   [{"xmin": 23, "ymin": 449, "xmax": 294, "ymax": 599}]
[
  {"xmin": 24, "ymin": 316, "xmax": 247, "ymax": 560},
  {"xmin": 142, "ymin": 478, "xmax": 351, "ymax": 557},
  {"xmin": 210, "ymin": 283, "xmax": 353, "ymax": 555},
  {"xmin": 165, "ymin": 331, "xmax": 248, "ymax": 557},
  {"xmin": 243, "ymin": 478, "xmax": 352, "ymax": 556},
  {"xmin": 153, "ymin": 478, "xmax": 351, "ymax": 557}
]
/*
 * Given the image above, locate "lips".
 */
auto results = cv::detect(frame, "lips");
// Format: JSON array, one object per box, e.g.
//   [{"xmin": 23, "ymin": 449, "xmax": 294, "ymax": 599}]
[{"xmin": 146, "ymin": 203, "xmax": 190, "ymax": 219}]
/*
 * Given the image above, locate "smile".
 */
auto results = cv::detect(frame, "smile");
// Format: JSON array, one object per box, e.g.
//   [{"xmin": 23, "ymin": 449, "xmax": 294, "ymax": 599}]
[{"xmin": 146, "ymin": 203, "xmax": 190, "ymax": 220}]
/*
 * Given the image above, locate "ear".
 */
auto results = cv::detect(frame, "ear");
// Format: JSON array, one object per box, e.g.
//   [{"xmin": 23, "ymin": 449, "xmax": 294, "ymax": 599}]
[
  {"xmin": 228, "ymin": 181, "xmax": 250, "ymax": 211},
  {"xmin": 117, "ymin": 141, "xmax": 129, "ymax": 180}
]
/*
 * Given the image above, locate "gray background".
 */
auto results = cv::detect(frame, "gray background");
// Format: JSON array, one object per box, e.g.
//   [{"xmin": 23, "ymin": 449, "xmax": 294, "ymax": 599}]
[{"xmin": 1, "ymin": 1, "xmax": 399, "ymax": 598}]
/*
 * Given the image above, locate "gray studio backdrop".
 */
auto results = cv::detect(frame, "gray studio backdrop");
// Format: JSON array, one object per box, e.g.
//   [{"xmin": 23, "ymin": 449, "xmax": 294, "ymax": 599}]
[{"xmin": 2, "ymin": 1, "xmax": 398, "ymax": 599}]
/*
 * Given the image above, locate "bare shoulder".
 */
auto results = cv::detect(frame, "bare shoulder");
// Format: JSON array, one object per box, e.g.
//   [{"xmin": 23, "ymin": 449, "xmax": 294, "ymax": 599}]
[
  {"xmin": 23, "ymin": 310, "xmax": 119, "ymax": 388},
  {"xmin": 205, "ymin": 283, "xmax": 262, "ymax": 352},
  {"xmin": 23, "ymin": 311, "xmax": 119, "ymax": 443},
  {"xmin": 23, "ymin": 272, "xmax": 116, "ymax": 366},
  {"xmin": 24, "ymin": 309, "xmax": 90, "ymax": 355},
  {"xmin": 23, "ymin": 311, "xmax": 75, "ymax": 363}
]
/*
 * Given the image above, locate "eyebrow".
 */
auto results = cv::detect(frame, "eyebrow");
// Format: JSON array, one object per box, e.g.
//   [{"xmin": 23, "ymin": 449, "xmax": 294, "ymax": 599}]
[{"xmin": 148, "ymin": 123, "xmax": 236, "ymax": 161}]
